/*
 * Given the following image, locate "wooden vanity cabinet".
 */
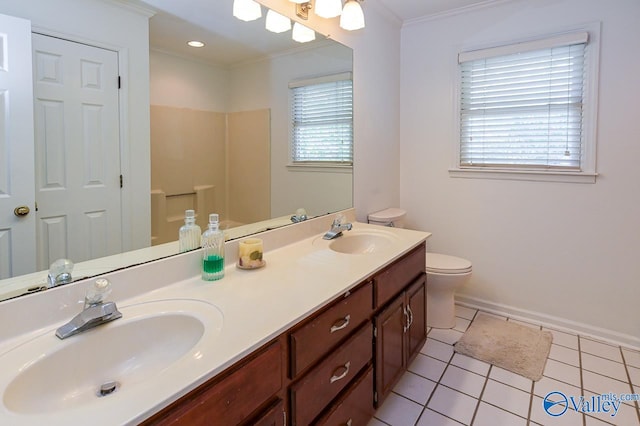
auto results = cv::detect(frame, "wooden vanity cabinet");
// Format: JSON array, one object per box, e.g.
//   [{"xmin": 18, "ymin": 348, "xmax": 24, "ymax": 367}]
[
  {"xmin": 141, "ymin": 241, "xmax": 427, "ymax": 425},
  {"xmin": 373, "ymin": 276, "xmax": 426, "ymax": 406},
  {"xmin": 372, "ymin": 243, "xmax": 427, "ymax": 407},
  {"xmin": 141, "ymin": 338, "xmax": 285, "ymax": 426}
]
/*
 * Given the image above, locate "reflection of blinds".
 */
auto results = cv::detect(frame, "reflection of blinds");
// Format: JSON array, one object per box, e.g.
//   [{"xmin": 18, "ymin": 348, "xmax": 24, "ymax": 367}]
[
  {"xmin": 290, "ymin": 73, "xmax": 353, "ymax": 164},
  {"xmin": 459, "ymin": 33, "xmax": 588, "ymax": 170}
]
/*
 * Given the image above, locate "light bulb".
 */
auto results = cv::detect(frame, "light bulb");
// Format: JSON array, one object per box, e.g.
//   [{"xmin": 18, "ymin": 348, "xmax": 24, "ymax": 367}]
[
  {"xmin": 233, "ymin": 0, "xmax": 262, "ymax": 22},
  {"xmin": 292, "ymin": 22, "xmax": 316, "ymax": 43},
  {"xmin": 315, "ymin": 0, "xmax": 343, "ymax": 18},
  {"xmin": 340, "ymin": 0, "xmax": 365, "ymax": 31},
  {"xmin": 265, "ymin": 9, "xmax": 292, "ymax": 33}
]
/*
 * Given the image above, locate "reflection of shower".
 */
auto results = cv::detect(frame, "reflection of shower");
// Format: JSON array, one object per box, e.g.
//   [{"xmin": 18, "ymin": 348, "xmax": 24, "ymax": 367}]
[
  {"xmin": 149, "ymin": 105, "xmax": 271, "ymax": 245},
  {"xmin": 151, "ymin": 185, "xmax": 215, "ymax": 245}
]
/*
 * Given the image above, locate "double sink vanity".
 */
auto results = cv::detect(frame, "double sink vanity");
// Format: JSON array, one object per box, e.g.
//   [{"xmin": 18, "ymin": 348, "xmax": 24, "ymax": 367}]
[{"xmin": 0, "ymin": 210, "xmax": 430, "ymax": 425}]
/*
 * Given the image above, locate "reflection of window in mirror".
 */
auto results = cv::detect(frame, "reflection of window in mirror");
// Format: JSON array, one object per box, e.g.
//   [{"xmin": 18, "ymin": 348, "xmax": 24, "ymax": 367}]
[{"xmin": 289, "ymin": 72, "xmax": 353, "ymax": 168}]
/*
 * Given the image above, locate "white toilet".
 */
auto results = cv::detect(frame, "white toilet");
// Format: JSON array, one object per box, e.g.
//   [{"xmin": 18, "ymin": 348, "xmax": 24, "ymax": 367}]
[{"xmin": 368, "ymin": 208, "xmax": 472, "ymax": 329}]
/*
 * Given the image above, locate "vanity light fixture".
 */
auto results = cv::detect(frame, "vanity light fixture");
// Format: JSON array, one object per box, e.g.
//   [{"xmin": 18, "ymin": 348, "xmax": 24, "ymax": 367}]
[
  {"xmin": 340, "ymin": 0, "xmax": 365, "ymax": 31},
  {"xmin": 314, "ymin": 0, "xmax": 343, "ymax": 18},
  {"xmin": 292, "ymin": 22, "xmax": 316, "ymax": 43},
  {"xmin": 290, "ymin": 0, "xmax": 365, "ymax": 30},
  {"xmin": 187, "ymin": 40, "xmax": 205, "ymax": 48},
  {"xmin": 232, "ymin": 0, "xmax": 262, "ymax": 22},
  {"xmin": 295, "ymin": 2, "xmax": 312, "ymax": 20},
  {"xmin": 265, "ymin": 9, "xmax": 292, "ymax": 33}
]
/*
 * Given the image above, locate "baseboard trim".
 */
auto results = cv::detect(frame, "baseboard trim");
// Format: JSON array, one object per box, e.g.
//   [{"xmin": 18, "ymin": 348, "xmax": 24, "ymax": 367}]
[{"xmin": 455, "ymin": 295, "xmax": 640, "ymax": 351}]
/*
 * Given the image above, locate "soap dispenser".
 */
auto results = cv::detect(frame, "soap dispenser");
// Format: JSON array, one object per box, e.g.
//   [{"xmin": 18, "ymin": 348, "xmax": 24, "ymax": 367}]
[
  {"xmin": 201, "ymin": 213, "xmax": 225, "ymax": 281},
  {"xmin": 179, "ymin": 209, "xmax": 201, "ymax": 253}
]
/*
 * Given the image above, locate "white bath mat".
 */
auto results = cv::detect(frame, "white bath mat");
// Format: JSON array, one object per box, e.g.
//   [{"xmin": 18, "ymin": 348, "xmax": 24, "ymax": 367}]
[{"xmin": 454, "ymin": 314, "xmax": 553, "ymax": 381}]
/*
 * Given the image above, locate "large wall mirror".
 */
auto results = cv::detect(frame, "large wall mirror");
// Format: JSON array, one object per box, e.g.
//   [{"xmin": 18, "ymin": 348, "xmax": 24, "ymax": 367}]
[{"xmin": 0, "ymin": 0, "xmax": 353, "ymax": 301}]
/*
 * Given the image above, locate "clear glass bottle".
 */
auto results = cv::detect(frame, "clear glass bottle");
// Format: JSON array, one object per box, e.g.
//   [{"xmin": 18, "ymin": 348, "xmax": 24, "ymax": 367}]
[
  {"xmin": 201, "ymin": 213, "xmax": 225, "ymax": 281},
  {"xmin": 179, "ymin": 210, "xmax": 201, "ymax": 253}
]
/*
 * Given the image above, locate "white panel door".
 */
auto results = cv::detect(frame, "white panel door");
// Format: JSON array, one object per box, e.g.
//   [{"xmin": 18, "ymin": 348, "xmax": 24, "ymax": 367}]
[
  {"xmin": 32, "ymin": 34, "xmax": 122, "ymax": 271},
  {"xmin": 0, "ymin": 14, "xmax": 36, "ymax": 279}
]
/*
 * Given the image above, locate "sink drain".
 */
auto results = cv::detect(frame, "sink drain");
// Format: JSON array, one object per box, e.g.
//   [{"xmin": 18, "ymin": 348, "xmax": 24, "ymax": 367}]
[{"xmin": 97, "ymin": 381, "xmax": 120, "ymax": 397}]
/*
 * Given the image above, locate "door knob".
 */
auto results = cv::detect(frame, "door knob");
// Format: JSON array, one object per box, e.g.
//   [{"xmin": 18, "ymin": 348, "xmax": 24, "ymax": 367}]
[{"xmin": 14, "ymin": 206, "xmax": 30, "ymax": 217}]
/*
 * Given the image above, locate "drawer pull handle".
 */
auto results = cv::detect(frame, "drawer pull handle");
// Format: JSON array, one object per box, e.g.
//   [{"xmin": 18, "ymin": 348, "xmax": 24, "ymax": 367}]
[
  {"xmin": 403, "ymin": 307, "xmax": 409, "ymax": 333},
  {"xmin": 330, "ymin": 361, "xmax": 351, "ymax": 383},
  {"xmin": 407, "ymin": 305, "xmax": 414, "ymax": 329},
  {"xmin": 342, "ymin": 419, "xmax": 353, "ymax": 426},
  {"xmin": 330, "ymin": 314, "xmax": 351, "ymax": 333}
]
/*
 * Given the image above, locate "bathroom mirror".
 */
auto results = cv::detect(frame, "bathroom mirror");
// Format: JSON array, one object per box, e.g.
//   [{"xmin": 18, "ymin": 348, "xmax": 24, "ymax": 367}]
[{"xmin": 0, "ymin": 0, "xmax": 353, "ymax": 301}]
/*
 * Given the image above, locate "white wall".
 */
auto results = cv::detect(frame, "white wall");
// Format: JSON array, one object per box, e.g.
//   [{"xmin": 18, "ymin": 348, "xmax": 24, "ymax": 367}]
[
  {"xmin": 400, "ymin": 0, "xmax": 640, "ymax": 343},
  {"xmin": 0, "ymin": 0, "xmax": 152, "ymax": 252},
  {"xmin": 150, "ymin": 50, "xmax": 230, "ymax": 111}
]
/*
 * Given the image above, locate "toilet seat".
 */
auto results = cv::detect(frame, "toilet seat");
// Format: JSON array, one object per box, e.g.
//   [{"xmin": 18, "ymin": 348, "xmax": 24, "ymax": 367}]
[{"xmin": 426, "ymin": 253, "xmax": 472, "ymax": 274}]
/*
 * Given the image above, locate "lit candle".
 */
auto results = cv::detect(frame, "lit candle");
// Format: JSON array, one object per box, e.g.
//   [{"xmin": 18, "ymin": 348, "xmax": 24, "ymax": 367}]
[{"xmin": 238, "ymin": 238, "xmax": 264, "ymax": 268}]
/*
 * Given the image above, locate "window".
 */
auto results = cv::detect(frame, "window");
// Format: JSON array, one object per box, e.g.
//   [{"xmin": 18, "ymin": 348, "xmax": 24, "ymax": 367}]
[
  {"xmin": 289, "ymin": 73, "xmax": 353, "ymax": 167},
  {"xmin": 453, "ymin": 31, "xmax": 598, "ymax": 183}
]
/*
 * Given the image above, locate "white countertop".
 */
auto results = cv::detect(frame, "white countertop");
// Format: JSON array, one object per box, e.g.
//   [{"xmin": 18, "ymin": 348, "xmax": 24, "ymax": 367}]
[{"xmin": 0, "ymin": 213, "xmax": 430, "ymax": 425}]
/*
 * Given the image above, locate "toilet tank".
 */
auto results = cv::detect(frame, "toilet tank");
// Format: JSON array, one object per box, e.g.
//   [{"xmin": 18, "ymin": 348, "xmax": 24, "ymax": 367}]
[{"xmin": 367, "ymin": 208, "xmax": 406, "ymax": 228}]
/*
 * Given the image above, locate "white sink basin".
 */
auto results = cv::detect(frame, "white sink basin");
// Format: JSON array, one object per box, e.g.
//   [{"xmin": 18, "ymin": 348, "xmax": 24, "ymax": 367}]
[
  {"xmin": 0, "ymin": 299, "xmax": 223, "ymax": 417},
  {"xmin": 314, "ymin": 228, "xmax": 396, "ymax": 254}
]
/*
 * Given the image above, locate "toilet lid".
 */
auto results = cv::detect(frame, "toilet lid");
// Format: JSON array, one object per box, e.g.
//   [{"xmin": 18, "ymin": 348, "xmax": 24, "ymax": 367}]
[
  {"xmin": 426, "ymin": 253, "xmax": 472, "ymax": 274},
  {"xmin": 368, "ymin": 208, "xmax": 406, "ymax": 222}
]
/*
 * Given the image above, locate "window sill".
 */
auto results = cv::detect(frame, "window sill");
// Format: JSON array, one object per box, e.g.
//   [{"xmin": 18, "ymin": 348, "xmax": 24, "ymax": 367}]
[
  {"xmin": 287, "ymin": 163, "xmax": 353, "ymax": 173},
  {"xmin": 448, "ymin": 168, "xmax": 597, "ymax": 184}
]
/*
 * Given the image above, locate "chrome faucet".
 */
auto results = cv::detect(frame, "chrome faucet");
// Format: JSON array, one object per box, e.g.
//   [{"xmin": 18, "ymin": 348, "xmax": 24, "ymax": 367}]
[
  {"xmin": 290, "ymin": 208, "xmax": 308, "ymax": 223},
  {"xmin": 47, "ymin": 258, "xmax": 74, "ymax": 288},
  {"xmin": 291, "ymin": 214, "xmax": 307, "ymax": 223},
  {"xmin": 55, "ymin": 279, "xmax": 122, "ymax": 339},
  {"xmin": 323, "ymin": 216, "xmax": 353, "ymax": 240}
]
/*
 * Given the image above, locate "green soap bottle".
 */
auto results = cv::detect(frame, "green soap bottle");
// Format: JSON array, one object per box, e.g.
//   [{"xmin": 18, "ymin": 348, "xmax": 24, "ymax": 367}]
[{"xmin": 201, "ymin": 213, "xmax": 225, "ymax": 281}]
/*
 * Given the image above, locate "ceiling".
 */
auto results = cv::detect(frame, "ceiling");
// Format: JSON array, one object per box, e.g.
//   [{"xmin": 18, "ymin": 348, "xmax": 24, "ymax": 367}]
[
  {"xmin": 376, "ymin": 0, "xmax": 499, "ymax": 21},
  {"xmin": 136, "ymin": 0, "xmax": 497, "ymax": 66}
]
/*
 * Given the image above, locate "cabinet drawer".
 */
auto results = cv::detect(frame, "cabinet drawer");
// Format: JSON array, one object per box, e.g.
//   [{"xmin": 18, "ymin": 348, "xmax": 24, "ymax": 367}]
[
  {"xmin": 315, "ymin": 366, "xmax": 374, "ymax": 426},
  {"xmin": 375, "ymin": 243, "xmax": 425, "ymax": 308},
  {"xmin": 290, "ymin": 281, "xmax": 373, "ymax": 377},
  {"xmin": 144, "ymin": 340, "xmax": 282, "ymax": 425},
  {"xmin": 290, "ymin": 322, "xmax": 373, "ymax": 426},
  {"xmin": 245, "ymin": 398, "xmax": 285, "ymax": 426}
]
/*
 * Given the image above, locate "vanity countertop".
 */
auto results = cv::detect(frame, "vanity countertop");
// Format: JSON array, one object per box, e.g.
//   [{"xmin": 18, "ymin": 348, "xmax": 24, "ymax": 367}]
[{"xmin": 0, "ymin": 215, "xmax": 430, "ymax": 425}]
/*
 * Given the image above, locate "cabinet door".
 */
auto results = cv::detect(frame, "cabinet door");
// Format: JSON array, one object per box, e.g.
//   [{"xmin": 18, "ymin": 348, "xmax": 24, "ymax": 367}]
[
  {"xmin": 405, "ymin": 275, "xmax": 427, "ymax": 365},
  {"xmin": 373, "ymin": 296, "xmax": 405, "ymax": 406}
]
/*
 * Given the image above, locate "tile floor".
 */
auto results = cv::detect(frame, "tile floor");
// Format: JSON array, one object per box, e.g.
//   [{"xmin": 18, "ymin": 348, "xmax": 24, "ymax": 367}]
[{"xmin": 368, "ymin": 305, "xmax": 640, "ymax": 426}]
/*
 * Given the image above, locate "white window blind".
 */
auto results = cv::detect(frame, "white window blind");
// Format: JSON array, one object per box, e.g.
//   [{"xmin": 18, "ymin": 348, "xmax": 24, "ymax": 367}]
[
  {"xmin": 290, "ymin": 73, "xmax": 353, "ymax": 165},
  {"xmin": 459, "ymin": 33, "xmax": 588, "ymax": 170}
]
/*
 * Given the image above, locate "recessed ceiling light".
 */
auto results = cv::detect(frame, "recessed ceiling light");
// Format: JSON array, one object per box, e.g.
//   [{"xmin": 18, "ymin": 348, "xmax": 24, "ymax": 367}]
[{"xmin": 187, "ymin": 40, "xmax": 205, "ymax": 48}]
